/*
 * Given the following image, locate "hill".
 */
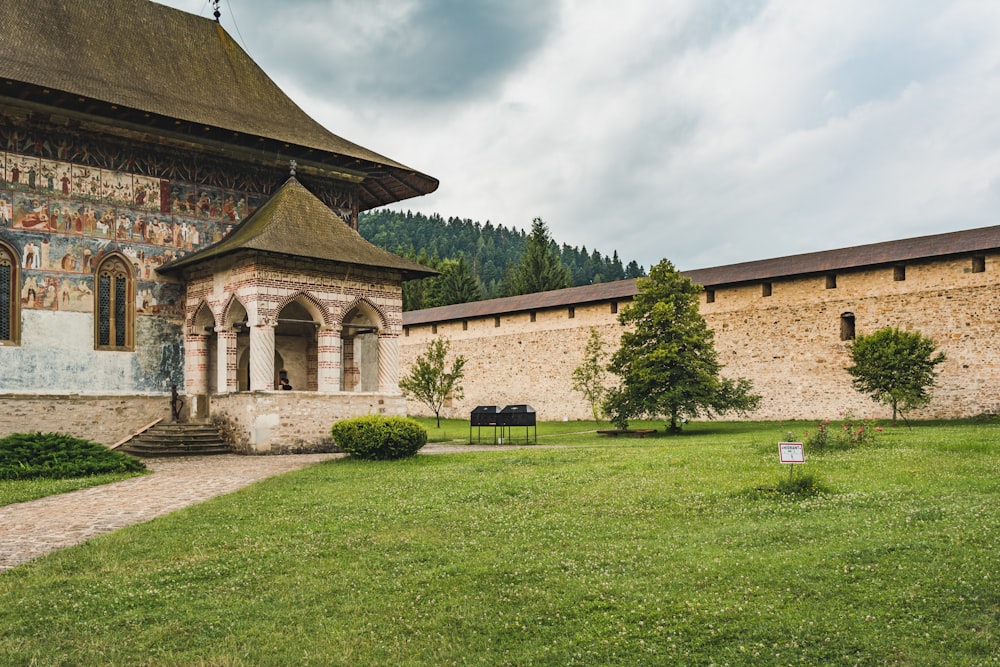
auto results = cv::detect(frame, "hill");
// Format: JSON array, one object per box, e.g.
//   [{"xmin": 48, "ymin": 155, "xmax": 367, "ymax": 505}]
[{"xmin": 359, "ymin": 210, "xmax": 645, "ymax": 310}]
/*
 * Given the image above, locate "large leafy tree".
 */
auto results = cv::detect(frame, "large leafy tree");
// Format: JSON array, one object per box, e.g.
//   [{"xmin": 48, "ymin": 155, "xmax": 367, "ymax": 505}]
[
  {"xmin": 398, "ymin": 338, "xmax": 467, "ymax": 427},
  {"xmin": 504, "ymin": 218, "xmax": 573, "ymax": 296},
  {"xmin": 604, "ymin": 259, "xmax": 760, "ymax": 432},
  {"xmin": 846, "ymin": 327, "xmax": 945, "ymax": 423}
]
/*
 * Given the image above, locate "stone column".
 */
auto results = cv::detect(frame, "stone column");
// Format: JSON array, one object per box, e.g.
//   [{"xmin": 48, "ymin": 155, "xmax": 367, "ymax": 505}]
[
  {"xmin": 216, "ymin": 328, "xmax": 238, "ymax": 393},
  {"xmin": 184, "ymin": 333, "xmax": 209, "ymax": 394},
  {"xmin": 249, "ymin": 324, "xmax": 275, "ymax": 391},
  {"xmin": 316, "ymin": 325, "xmax": 341, "ymax": 393},
  {"xmin": 377, "ymin": 333, "xmax": 400, "ymax": 393}
]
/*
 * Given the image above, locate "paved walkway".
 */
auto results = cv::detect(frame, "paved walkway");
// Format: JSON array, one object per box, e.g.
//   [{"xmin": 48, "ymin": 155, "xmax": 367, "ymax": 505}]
[
  {"xmin": 0, "ymin": 453, "xmax": 340, "ymax": 572},
  {"xmin": 0, "ymin": 443, "xmax": 515, "ymax": 573}
]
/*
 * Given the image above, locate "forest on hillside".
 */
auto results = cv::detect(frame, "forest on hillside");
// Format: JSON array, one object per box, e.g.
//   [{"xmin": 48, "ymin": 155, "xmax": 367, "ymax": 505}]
[{"xmin": 359, "ymin": 210, "xmax": 645, "ymax": 310}]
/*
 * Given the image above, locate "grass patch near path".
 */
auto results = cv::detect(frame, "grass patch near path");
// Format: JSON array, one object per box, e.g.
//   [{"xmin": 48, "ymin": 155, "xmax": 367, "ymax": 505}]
[
  {"xmin": 0, "ymin": 473, "xmax": 146, "ymax": 507},
  {"xmin": 0, "ymin": 420, "xmax": 997, "ymax": 665}
]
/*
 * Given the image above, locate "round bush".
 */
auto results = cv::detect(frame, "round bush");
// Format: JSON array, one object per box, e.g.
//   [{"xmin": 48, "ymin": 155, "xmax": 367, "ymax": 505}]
[{"xmin": 331, "ymin": 416, "xmax": 427, "ymax": 460}]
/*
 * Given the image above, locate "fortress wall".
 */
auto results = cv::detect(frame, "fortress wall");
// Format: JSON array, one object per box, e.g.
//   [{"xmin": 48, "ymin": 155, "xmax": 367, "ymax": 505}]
[{"xmin": 401, "ymin": 253, "xmax": 1000, "ymax": 422}]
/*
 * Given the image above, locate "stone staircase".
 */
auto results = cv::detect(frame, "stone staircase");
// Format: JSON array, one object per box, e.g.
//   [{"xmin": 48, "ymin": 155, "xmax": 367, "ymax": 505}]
[{"xmin": 117, "ymin": 421, "xmax": 232, "ymax": 457}]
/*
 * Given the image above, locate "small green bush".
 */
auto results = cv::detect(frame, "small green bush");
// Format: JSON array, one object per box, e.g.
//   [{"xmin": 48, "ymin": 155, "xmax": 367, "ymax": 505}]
[
  {"xmin": 775, "ymin": 472, "xmax": 828, "ymax": 497},
  {"xmin": 331, "ymin": 416, "xmax": 428, "ymax": 460},
  {"xmin": 0, "ymin": 432, "xmax": 146, "ymax": 480}
]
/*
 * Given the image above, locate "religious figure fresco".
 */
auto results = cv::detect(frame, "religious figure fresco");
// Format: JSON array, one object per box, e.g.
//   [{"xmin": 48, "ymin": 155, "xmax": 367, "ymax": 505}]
[{"xmin": 13, "ymin": 195, "xmax": 49, "ymax": 230}]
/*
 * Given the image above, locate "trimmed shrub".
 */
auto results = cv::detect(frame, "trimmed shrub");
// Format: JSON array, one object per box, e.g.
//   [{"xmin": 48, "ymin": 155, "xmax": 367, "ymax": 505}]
[
  {"xmin": 0, "ymin": 432, "xmax": 147, "ymax": 480},
  {"xmin": 331, "ymin": 416, "xmax": 428, "ymax": 460}
]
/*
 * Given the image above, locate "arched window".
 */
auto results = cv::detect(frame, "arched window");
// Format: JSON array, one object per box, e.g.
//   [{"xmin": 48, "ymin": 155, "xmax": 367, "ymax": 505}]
[
  {"xmin": 0, "ymin": 241, "xmax": 19, "ymax": 345},
  {"xmin": 94, "ymin": 254, "xmax": 135, "ymax": 350}
]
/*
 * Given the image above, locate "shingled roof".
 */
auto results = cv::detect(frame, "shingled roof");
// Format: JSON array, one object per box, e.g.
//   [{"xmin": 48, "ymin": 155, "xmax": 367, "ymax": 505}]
[
  {"xmin": 0, "ymin": 0, "xmax": 437, "ymax": 209},
  {"xmin": 158, "ymin": 177, "xmax": 437, "ymax": 280},
  {"xmin": 403, "ymin": 224, "xmax": 1000, "ymax": 326}
]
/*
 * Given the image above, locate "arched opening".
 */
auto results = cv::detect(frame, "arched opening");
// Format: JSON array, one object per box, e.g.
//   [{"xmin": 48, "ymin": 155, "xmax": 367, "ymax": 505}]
[
  {"xmin": 192, "ymin": 302, "xmax": 216, "ymax": 392},
  {"xmin": 274, "ymin": 298, "xmax": 321, "ymax": 391},
  {"xmin": 341, "ymin": 302, "xmax": 381, "ymax": 392},
  {"xmin": 94, "ymin": 253, "xmax": 135, "ymax": 350},
  {"xmin": 224, "ymin": 299, "xmax": 249, "ymax": 391},
  {"xmin": 0, "ymin": 241, "xmax": 19, "ymax": 345}
]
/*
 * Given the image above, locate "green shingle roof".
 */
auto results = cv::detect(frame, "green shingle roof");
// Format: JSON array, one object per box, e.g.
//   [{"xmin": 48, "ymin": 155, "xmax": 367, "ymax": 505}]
[{"xmin": 158, "ymin": 177, "xmax": 437, "ymax": 279}]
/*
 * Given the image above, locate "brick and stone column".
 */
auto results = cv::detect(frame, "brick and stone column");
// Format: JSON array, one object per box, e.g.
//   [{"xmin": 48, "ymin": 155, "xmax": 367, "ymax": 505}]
[
  {"xmin": 249, "ymin": 324, "xmax": 275, "ymax": 391},
  {"xmin": 317, "ymin": 325, "xmax": 341, "ymax": 393},
  {"xmin": 216, "ymin": 328, "xmax": 238, "ymax": 393},
  {"xmin": 377, "ymin": 333, "xmax": 400, "ymax": 393}
]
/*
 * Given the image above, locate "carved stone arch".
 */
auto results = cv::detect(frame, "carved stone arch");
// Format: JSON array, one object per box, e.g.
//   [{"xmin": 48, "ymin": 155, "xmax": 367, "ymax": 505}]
[
  {"xmin": 337, "ymin": 296, "xmax": 389, "ymax": 332},
  {"xmin": 188, "ymin": 300, "xmax": 216, "ymax": 336},
  {"xmin": 220, "ymin": 293, "xmax": 249, "ymax": 328},
  {"xmin": 275, "ymin": 290, "xmax": 331, "ymax": 326},
  {"xmin": 93, "ymin": 251, "xmax": 135, "ymax": 350}
]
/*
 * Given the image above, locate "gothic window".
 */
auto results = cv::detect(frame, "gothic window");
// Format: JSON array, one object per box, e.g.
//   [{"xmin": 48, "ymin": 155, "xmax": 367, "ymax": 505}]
[
  {"xmin": 94, "ymin": 255, "xmax": 135, "ymax": 350},
  {"xmin": 0, "ymin": 242, "xmax": 18, "ymax": 345}
]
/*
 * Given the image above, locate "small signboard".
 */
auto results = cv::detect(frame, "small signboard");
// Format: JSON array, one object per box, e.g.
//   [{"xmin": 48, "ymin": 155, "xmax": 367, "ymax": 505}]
[{"xmin": 779, "ymin": 442, "xmax": 805, "ymax": 464}]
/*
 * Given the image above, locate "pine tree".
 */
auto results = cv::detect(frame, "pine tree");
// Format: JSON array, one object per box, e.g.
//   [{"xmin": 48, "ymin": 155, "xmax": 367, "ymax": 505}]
[
  {"xmin": 605, "ymin": 259, "xmax": 760, "ymax": 432},
  {"xmin": 505, "ymin": 218, "xmax": 573, "ymax": 296}
]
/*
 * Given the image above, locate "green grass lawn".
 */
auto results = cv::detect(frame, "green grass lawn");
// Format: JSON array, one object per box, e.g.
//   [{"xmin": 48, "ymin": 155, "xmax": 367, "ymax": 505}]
[
  {"xmin": 0, "ymin": 419, "xmax": 997, "ymax": 665},
  {"xmin": 0, "ymin": 472, "xmax": 145, "ymax": 507}
]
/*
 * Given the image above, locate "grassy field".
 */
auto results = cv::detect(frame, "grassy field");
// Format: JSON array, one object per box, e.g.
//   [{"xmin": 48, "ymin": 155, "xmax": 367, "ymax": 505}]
[{"xmin": 0, "ymin": 418, "xmax": 997, "ymax": 665}]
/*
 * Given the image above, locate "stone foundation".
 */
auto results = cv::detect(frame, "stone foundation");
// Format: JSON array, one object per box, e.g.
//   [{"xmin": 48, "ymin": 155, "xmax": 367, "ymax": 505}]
[
  {"xmin": 209, "ymin": 391, "xmax": 406, "ymax": 454},
  {"xmin": 0, "ymin": 394, "xmax": 172, "ymax": 446}
]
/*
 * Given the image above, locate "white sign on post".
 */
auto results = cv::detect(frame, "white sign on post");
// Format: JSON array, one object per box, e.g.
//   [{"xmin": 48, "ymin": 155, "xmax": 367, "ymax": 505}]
[{"xmin": 779, "ymin": 442, "xmax": 805, "ymax": 464}]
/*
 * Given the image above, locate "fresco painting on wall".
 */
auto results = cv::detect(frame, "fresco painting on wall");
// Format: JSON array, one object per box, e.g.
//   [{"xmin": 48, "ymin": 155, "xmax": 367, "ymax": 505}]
[
  {"xmin": 72, "ymin": 165, "xmax": 101, "ymax": 200},
  {"xmin": 13, "ymin": 194, "xmax": 49, "ymax": 230},
  {"xmin": 0, "ymin": 191, "xmax": 12, "ymax": 227},
  {"xmin": 103, "ymin": 170, "xmax": 133, "ymax": 207}
]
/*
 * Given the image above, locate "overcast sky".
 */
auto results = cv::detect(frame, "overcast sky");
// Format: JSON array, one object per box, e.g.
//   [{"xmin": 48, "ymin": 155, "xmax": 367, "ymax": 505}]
[{"xmin": 155, "ymin": 0, "xmax": 1000, "ymax": 272}]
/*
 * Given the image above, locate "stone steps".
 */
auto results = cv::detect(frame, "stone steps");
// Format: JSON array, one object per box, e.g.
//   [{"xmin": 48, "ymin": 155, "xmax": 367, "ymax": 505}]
[{"xmin": 118, "ymin": 422, "xmax": 231, "ymax": 457}]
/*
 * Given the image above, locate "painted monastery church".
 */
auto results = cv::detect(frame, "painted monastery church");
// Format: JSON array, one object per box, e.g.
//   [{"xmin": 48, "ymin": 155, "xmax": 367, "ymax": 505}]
[{"xmin": 1, "ymin": 0, "xmax": 998, "ymax": 452}]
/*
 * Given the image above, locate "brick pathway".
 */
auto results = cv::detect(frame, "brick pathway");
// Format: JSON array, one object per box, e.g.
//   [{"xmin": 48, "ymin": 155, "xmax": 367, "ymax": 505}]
[{"xmin": 0, "ymin": 453, "xmax": 340, "ymax": 572}]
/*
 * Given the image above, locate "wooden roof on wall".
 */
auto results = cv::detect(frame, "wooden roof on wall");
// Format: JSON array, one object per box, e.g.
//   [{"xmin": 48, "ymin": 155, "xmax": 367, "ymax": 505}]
[
  {"xmin": 403, "ymin": 224, "xmax": 1000, "ymax": 326},
  {"xmin": 0, "ymin": 0, "xmax": 438, "ymax": 210}
]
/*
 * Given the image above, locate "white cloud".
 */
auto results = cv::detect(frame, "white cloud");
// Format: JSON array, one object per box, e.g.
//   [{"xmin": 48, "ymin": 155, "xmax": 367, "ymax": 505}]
[{"xmin": 154, "ymin": 0, "xmax": 1000, "ymax": 271}]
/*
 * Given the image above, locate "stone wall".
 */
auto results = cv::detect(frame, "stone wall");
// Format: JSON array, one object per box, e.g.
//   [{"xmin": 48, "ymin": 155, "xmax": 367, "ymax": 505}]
[
  {"xmin": 0, "ymin": 394, "xmax": 172, "ymax": 445},
  {"xmin": 210, "ymin": 392, "xmax": 406, "ymax": 454},
  {"xmin": 400, "ymin": 252, "xmax": 1000, "ymax": 422}
]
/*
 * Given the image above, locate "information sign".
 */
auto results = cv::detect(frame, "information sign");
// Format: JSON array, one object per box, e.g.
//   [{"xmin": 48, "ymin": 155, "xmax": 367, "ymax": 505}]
[{"xmin": 779, "ymin": 442, "xmax": 805, "ymax": 464}]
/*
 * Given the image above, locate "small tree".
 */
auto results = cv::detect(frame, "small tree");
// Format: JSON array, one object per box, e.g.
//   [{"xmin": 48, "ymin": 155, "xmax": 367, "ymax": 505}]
[
  {"xmin": 571, "ymin": 327, "xmax": 610, "ymax": 421},
  {"xmin": 399, "ymin": 338, "xmax": 467, "ymax": 427},
  {"xmin": 846, "ymin": 327, "xmax": 945, "ymax": 423},
  {"xmin": 604, "ymin": 259, "xmax": 760, "ymax": 432}
]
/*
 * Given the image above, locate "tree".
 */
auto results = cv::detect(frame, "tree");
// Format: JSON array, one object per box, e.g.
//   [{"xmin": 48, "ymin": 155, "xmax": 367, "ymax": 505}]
[
  {"xmin": 604, "ymin": 259, "xmax": 760, "ymax": 432},
  {"xmin": 505, "ymin": 217, "xmax": 573, "ymax": 296},
  {"xmin": 425, "ymin": 255, "xmax": 482, "ymax": 307},
  {"xmin": 398, "ymin": 338, "xmax": 467, "ymax": 427},
  {"xmin": 571, "ymin": 327, "xmax": 611, "ymax": 421},
  {"xmin": 846, "ymin": 327, "xmax": 945, "ymax": 424}
]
